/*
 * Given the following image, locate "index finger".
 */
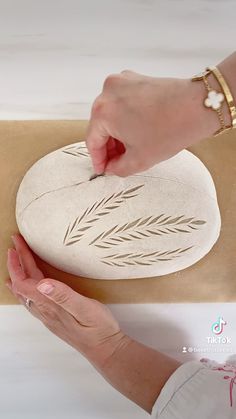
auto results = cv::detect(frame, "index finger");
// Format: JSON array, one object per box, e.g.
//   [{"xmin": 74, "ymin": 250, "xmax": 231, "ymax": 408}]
[
  {"xmin": 7, "ymin": 248, "xmax": 27, "ymax": 282},
  {"xmin": 12, "ymin": 234, "xmax": 44, "ymax": 280},
  {"xmin": 86, "ymin": 119, "xmax": 109, "ymax": 174}
]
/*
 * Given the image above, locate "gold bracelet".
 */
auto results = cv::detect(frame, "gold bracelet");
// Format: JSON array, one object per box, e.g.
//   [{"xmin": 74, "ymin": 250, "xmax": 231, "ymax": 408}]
[
  {"xmin": 192, "ymin": 68, "xmax": 232, "ymax": 136},
  {"xmin": 207, "ymin": 66, "xmax": 236, "ymax": 129}
]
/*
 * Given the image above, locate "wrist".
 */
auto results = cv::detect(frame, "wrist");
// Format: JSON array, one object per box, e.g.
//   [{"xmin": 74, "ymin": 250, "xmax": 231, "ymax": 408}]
[
  {"xmin": 92, "ymin": 333, "xmax": 181, "ymax": 413},
  {"xmin": 184, "ymin": 76, "xmax": 226, "ymax": 142},
  {"xmin": 163, "ymin": 77, "xmax": 223, "ymax": 155},
  {"xmin": 86, "ymin": 331, "xmax": 132, "ymax": 369},
  {"xmin": 185, "ymin": 65, "xmax": 234, "ymax": 143},
  {"xmin": 218, "ymin": 52, "xmax": 236, "ymax": 107}
]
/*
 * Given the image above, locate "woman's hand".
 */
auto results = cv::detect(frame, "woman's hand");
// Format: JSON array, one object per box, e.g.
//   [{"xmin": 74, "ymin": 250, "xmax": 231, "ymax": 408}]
[
  {"xmin": 6, "ymin": 234, "xmax": 181, "ymax": 413},
  {"xmin": 86, "ymin": 70, "xmax": 218, "ymax": 177},
  {"xmin": 6, "ymin": 234, "xmax": 127, "ymax": 367}
]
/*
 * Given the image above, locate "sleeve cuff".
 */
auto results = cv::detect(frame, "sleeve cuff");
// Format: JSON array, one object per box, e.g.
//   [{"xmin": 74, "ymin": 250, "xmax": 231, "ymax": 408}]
[{"xmin": 151, "ymin": 361, "xmax": 206, "ymax": 418}]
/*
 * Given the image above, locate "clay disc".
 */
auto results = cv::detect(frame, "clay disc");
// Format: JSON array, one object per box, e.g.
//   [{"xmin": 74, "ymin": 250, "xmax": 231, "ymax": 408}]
[{"xmin": 15, "ymin": 142, "xmax": 221, "ymax": 280}]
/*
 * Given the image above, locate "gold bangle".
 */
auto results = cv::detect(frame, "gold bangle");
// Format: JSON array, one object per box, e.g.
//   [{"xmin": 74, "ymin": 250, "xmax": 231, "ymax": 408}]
[
  {"xmin": 207, "ymin": 66, "xmax": 236, "ymax": 129},
  {"xmin": 192, "ymin": 68, "xmax": 232, "ymax": 136}
]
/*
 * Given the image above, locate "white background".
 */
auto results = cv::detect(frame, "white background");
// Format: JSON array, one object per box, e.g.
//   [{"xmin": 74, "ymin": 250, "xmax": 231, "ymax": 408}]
[{"xmin": 1, "ymin": 1, "xmax": 236, "ymax": 418}]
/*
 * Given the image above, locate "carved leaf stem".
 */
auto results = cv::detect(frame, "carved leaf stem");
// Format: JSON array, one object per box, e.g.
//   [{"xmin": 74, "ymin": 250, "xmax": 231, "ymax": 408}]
[
  {"xmin": 89, "ymin": 214, "xmax": 206, "ymax": 249},
  {"xmin": 62, "ymin": 145, "xmax": 90, "ymax": 158},
  {"xmin": 101, "ymin": 246, "xmax": 193, "ymax": 267},
  {"xmin": 63, "ymin": 184, "xmax": 144, "ymax": 246}
]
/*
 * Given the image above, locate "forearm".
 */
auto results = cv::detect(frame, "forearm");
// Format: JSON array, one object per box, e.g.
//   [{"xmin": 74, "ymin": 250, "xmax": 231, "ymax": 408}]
[{"xmin": 91, "ymin": 335, "xmax": 181, "ymax": 414}]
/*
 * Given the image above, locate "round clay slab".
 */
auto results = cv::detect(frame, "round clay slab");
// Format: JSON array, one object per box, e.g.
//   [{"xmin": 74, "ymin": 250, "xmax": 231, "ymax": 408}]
[{"xmin": 15, "ymin": 141, "xmax": 221, "ymax": 280}]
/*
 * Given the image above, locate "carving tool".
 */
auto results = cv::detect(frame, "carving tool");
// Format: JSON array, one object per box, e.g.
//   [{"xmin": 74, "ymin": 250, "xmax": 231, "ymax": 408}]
[{"xmin": 89, "ymin": 173, "xmax": 105, "ymax": 181}]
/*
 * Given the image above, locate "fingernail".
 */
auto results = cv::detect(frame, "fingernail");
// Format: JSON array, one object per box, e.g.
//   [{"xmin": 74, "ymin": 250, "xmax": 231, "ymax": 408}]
[
  {"xmin": 11, "ymin": 235, "xmax": 16, "ymax": 244},
  {"xmin": 37, "ymin": 282, "xmax": 54, "ymax": 295}
]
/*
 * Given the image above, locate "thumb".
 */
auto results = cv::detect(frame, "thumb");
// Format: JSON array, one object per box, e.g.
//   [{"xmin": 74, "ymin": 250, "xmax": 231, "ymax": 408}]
[
  {"xmin": 105, "ymin": 151, "xmax": 137, "ymax": 177},
  {"xmin": 37, "ymin": 279, "xmax": 92, "ymax": 322}
]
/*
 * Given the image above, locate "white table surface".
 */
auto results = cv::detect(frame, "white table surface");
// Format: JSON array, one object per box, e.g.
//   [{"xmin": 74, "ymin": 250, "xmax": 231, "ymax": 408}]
[{"xmin": 1, "ymin": 1, "xmax": 236, "ymax": 418}]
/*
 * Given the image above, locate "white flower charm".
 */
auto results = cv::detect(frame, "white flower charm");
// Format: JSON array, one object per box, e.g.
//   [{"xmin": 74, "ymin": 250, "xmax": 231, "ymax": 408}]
[{"xmin": 204, "ymin": 90, "xmax": 224, "ymax": 110}]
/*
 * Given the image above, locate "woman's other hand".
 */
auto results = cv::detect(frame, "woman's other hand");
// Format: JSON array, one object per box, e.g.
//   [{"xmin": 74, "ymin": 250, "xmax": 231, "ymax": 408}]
[{"xmin": 6, "ymin": 234, "xmax": 127, "ymax": 367}]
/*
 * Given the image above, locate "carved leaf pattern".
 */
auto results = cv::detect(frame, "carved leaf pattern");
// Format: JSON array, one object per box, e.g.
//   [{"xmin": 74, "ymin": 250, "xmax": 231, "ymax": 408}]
[
  {"xmin": 89, "ymin": 214, "xmax": 206, "ymax": 248},
  {"xmin": 101, "ymin": 247, "xmax": 193, "ymax": 267},
  {"xmin": 62, "ymin": 145, "xmax": 90, "ymax": 158},
  {"xmin": 63, "ymin": 184, "xmax": 144, "ymax": 246}
]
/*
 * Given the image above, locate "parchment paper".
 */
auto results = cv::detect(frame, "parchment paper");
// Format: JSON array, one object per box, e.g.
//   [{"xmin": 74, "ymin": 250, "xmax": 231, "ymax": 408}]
[{"xmin": 1, "ymin": 121, "xmax": 235, "ymax": 304}]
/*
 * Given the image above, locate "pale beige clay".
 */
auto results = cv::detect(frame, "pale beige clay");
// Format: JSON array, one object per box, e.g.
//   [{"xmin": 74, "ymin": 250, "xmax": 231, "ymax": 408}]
[{"xmin": 15, "ymin": 141, "xmax": 221, "ymax": 280}]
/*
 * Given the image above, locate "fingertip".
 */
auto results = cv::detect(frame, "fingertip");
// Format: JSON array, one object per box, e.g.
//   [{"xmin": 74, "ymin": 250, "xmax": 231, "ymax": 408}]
[
  {"xmin": 7, "ymin": 250, "xmax": 14, "ymax": 276},
  {"xmin": 7, "ymin": 248, "xmax": 17, "ymax": 258},
  {"xmin": 5, "ymin": 278, "xmax": 12, "ymax": 290},
  {"xmin": 7, "ymin": 247, "xmax": 22, "ymax": 273},
  {"xmin": 11, "ymin": 233, "xmax": 21, "ymax": 243},
  {"xmin": 93, "ymin": 161, "xmax": 106, "ymax": 175},
  {"xmin": 93, "ymin": 162, "xmax": 107, "ymax": 176},
  {"xmin": 11, "ymin": 234, "xmax": 28, "ymax": 253},
  {"xmin": 7, "ymin": 248, "xmax": 27, "ymax": 282}
]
